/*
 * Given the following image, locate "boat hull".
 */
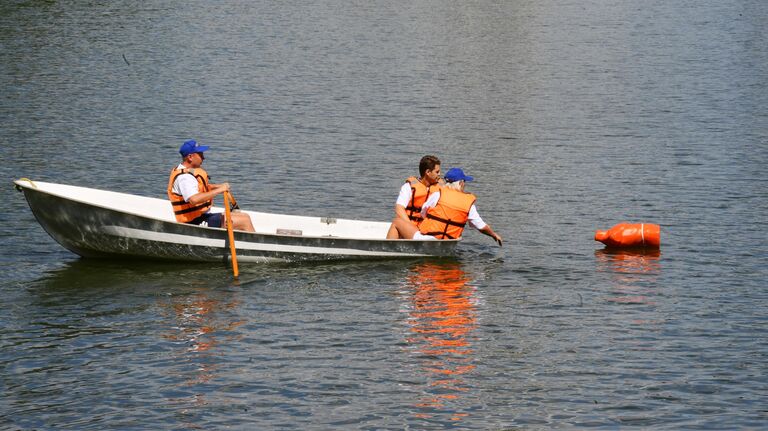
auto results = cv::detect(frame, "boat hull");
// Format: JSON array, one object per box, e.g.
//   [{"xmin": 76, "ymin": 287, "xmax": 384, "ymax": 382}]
[{"xmin": 16, "ymin": 180, "xmax": 457, "ymax": 263}]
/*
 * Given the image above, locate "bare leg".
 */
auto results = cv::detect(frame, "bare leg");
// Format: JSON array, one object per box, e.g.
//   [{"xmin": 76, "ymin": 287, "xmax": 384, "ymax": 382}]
[
  {"xmin": 391, "ymin": 217, "xmax": 419, "ymax": 239},
  {"xmin": 231, "ymin": 212, "xmax": 255, "ymax": 232},
  {"xmin": 386, "ymin": 223, "xmax": 400, "ymax": 239}
]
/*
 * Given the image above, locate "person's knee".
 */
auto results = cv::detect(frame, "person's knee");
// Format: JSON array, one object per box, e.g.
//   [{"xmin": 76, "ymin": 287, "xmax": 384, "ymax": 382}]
[{"xmin": 233, "ymin": 213, "xmax": 254, "ymax": 231}]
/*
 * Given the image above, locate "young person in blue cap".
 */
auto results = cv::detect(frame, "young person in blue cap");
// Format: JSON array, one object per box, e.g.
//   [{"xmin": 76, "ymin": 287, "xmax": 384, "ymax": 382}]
[
  {"xmin": 167, "ymin": 140, "xmax": 255, "ymax": 232},
  {"xmin": 390, "ymin": 167, "xmax": 502, "ymax": 245}
]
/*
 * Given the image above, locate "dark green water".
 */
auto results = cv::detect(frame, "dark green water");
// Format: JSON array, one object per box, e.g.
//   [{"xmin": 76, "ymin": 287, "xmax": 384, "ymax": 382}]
[{"xmin": 2, "ymin": 1, "xmax": 767, "ymax": 429}]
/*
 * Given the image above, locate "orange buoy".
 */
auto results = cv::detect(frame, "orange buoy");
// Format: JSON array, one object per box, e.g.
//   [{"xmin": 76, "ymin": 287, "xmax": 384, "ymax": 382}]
[{"xmin": 595, "ymin": 222, "xmax": 660, "ymax": 249}]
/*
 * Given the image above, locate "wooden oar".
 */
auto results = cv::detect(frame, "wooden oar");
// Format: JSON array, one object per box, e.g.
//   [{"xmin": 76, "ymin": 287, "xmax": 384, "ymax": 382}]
[{"xmin": 223, "ymin": 191, "xmax": 239, "ymax": 279}]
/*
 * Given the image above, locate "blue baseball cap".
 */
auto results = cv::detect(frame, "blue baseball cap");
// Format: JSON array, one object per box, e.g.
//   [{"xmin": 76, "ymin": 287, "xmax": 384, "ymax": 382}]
[
  {"xmin": 444, "ymin": 167, "xmax": 474, "ymax": 183},
  {"xmin": 179, "ymin": 139, "xmax": 210, "ymax": 157}
]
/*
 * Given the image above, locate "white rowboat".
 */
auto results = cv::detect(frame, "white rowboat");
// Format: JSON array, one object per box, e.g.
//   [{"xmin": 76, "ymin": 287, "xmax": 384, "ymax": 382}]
[{"xmin": 14, "ymin": 179, "xmax": 458, "ymax": 263}]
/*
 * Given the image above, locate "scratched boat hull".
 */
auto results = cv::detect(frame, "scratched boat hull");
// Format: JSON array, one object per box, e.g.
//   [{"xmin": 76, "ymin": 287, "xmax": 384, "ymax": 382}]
[{"xmin": 14, "ymin": 180, "xmax": 457, "ymax": 263}]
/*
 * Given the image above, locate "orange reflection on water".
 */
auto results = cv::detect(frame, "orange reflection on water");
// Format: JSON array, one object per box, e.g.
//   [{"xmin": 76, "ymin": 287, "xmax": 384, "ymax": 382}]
[
  {"xmin": 595, "ymin": 248, "xmax": 661, "ymax": 307},
  {"xmin": 595, "ymin": 248, "xmax": 661, "ymax": 274},
  {"xmin": 162, "ymin": 292, "xmax": 244, "ymax": 392},
  {"xmin": 165, "ymin": 294, "xmax": 244, "ymax": 356},
  {"xmin": 402, "ymin": 261, "xmax": 477, "ymax": 421},
  {"xmin": 159, "ymin": 290, "xmax": 245, "ymax": 425}
]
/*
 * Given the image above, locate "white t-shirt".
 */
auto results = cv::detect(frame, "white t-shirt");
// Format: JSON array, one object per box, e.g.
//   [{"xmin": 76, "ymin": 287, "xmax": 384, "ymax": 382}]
[
  {"xmin": 171, "ymin": 164, "xmax": 201, "ymax": 202},
  {"xmin": 420, "ymin": 191, "xmax": 487, "ymax": 230},
  {"xmin": 395, "ymin": 182, "xmax": 415, "ymax": 208}
]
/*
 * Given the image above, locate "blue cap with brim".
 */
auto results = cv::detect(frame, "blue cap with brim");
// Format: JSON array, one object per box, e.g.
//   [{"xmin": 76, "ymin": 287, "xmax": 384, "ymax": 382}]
[
  {"xmin": 179, "ymin": 139, "xmax": 210, "ymax": 157},
  {"xmin": 444, "ymin": 167, "xmax": 474, "ymax": 183}
]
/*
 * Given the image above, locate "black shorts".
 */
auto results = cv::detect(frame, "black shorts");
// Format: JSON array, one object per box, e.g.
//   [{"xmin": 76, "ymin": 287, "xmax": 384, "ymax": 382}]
[{"xmin": 188, "ymin": 212, "xmax": 224, "ymax": 228}]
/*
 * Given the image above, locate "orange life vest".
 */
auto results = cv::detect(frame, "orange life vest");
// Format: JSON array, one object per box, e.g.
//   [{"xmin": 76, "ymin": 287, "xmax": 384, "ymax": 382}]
[
  {"xmin": 167, "ymin": 167, "xmax": 212, "ymax": 223},
  {"xmin": 404, "ymin": 176, "xmax": 436, "ymax": 225},
  {"xmin": 419, "ymin": 188, "xmax": 476, "ymax": 239}
]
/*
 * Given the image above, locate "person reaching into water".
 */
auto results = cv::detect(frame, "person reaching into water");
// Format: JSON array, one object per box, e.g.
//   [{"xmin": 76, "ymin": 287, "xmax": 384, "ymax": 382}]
[
  {"xmin": 390, "ymin": 168, "xmax": 502, "ymax": 246},
  {"xmin": 167, "ymin": 139, "xmax": 255, "ymax": 232},
  {"xmin": 386, "ymin": 155, "xmax": 443, "ymax": 239}
]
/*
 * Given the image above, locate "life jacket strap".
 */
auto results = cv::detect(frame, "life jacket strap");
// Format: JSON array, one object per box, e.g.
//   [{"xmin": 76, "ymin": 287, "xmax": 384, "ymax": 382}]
[
  {"xmin": 174, "ymin": 202, "xmax": 211, "ymax": 215},
  {"xmin": 425, "ymin": 213, "xmax": 467, "ymax": 228}
]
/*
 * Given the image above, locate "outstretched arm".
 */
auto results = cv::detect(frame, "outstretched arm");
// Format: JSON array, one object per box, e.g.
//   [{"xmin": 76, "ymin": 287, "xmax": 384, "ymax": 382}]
[
  {"xmin": 479, "ymin": 225, "xmax": 503, "ymax": 246},
  {"xmin": 468, "ymin": 203, "xmax": 502, "ymax": 246}
]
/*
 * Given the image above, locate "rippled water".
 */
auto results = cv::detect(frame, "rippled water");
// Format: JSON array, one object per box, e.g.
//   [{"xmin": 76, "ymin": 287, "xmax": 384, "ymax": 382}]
[{"xmin": 2, "ymin": 1, "xmax": 767, "ymax": 429}]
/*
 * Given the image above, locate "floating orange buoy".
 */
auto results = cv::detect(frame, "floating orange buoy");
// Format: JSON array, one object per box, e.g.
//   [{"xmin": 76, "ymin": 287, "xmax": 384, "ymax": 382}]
[{"xmin": 595, "ymin": 222, "xmax": 660, "ymax": 249}]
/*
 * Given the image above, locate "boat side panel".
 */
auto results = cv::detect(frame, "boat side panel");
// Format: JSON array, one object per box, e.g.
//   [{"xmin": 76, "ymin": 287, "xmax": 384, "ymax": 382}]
[
  {"xmin": 20, "ymin": 186, "xmax": 457, "ymax": 262},
  {"xmin": 17, "ymin": 180, "xmax": 394, "ymax": 240}
]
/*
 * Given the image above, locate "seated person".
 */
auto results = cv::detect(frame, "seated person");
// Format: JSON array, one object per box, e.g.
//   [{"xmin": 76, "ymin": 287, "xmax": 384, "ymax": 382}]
[
  {"xmin": 386, "ymin": 155, "xmax": 442, "ymax": 239},
  {"xmin": 167, "ymin": 140, "xmax": 255, "ymax": 232},
  {"xmin": 390, "ymin": 168, "xmax": 501, "ymax": 245}
]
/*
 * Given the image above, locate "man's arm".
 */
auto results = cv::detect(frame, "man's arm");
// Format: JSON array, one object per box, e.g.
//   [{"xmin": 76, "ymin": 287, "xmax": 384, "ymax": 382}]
[
  {"xmin": 479, "ymin": 225, "xmax": 503, "ymax": 246},
  {"xmin": 188, "ymin": 183, "xmax": 229, "ymax": 206},
  {"xmin": 419, "ymin": 191, "xmax": 440, "ymax": 219},
  {"xmin": 394, "ymin": 204, "xmax": 409, "ymax": 222},
  {"xmin": 468, "ymin": 204, "xmax": 502, "ymax": 246},
  {"xmin": 394, "ymin": 182, "xmax": 413, "ymax": 222}
]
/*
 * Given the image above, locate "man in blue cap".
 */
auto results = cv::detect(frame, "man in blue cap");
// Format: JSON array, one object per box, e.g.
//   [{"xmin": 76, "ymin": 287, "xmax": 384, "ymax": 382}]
[
  {"xmin": 167, "ymin": 140, "xmax": 255, "ymax": 232},
  {"xmin": 390, "ymin": 167, "xmax": 502, "ymax": 245}
]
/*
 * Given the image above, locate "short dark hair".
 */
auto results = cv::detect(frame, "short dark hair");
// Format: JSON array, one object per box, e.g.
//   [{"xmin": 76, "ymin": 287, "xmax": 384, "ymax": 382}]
[{"xmin": 419, "ymin": 155, "xmax": 441, "ymax": 177}]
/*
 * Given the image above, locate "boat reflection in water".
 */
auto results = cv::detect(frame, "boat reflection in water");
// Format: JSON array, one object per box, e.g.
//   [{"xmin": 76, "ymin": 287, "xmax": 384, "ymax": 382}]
[
  {"xmin": 399, "ymin": 261, "xmax": 478, "ymax": 423},
  {"xmin": 595, "ymin": 248, "xmax": 662, "ymax": 307}
]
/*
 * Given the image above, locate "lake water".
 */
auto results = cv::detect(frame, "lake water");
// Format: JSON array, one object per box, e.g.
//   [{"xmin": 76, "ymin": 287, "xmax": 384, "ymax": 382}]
[{"xmin": 2, "ymin": 1, "xmax": 767, "ymax": 429}]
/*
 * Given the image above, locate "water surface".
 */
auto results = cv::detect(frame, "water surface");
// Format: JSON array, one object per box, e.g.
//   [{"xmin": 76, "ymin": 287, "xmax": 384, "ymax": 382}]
[{"xmin": 2, "ymin": 1, "xmax": 767, "ymax": 429}]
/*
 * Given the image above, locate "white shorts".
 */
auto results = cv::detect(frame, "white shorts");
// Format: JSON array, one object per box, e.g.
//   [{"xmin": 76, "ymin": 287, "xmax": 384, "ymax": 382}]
[{"xmin": 412, "ymin": 232, "xmax": 437, "ymax": 240}]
